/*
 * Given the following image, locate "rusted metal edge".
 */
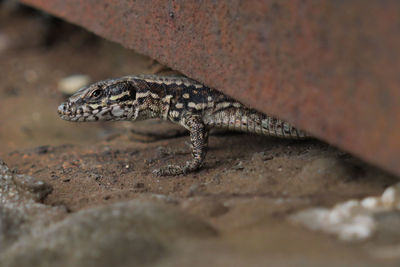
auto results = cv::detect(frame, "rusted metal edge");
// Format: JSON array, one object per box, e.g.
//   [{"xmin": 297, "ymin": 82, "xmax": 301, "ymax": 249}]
[{"xmin": 20, "ymin": 0, "xmax": 400, "ymax": 176}]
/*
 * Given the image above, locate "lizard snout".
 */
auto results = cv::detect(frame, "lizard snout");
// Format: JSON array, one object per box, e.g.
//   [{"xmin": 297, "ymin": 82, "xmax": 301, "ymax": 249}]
[
  {"xmin": 58, "ymin": 102, "xmax": 74, "ymax": 116},
  {"xmin": 57, "ymin": 103, "xmax": 67, "ymax": 115}
]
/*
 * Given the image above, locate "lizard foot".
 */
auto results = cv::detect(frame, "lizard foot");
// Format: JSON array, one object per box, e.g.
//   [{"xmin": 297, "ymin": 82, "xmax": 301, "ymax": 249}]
[
  {"xmin": 153, "ymin": 165, "xmax": 185, "ymax": 176},
  {"xmin": 152, "ymin": 162, "xmax": 200, "ymax": 176}
]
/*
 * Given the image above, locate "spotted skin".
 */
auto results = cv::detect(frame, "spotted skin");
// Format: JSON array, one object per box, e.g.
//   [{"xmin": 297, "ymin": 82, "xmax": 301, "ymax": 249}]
[{"xmin": 58, "ymin": 75, "xmax": 308, "ymax": 176}]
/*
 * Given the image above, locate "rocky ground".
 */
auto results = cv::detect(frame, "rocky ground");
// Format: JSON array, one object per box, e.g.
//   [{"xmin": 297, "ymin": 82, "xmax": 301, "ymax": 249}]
[{"xmin": 1, "ymin": 4, "xmax": 400, "ymax": 266}]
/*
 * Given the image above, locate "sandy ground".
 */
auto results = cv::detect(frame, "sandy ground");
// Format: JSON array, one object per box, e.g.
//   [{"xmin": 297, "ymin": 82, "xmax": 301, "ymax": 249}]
[{"xmin": 1, "ymin": 5, "xmax": 399, "ymax": 266}]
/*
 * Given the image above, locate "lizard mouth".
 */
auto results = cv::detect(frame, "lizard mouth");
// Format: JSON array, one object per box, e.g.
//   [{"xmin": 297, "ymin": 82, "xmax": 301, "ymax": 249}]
[{"xmin": 58, "ymin": 102, "xmax": 110, "ymax": 122}]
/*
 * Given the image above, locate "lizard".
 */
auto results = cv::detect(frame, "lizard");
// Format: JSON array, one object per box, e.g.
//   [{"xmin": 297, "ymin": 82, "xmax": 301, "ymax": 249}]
[{"xmin": 57, "ymin": 75, "xmax": 308, "ymax": 176}]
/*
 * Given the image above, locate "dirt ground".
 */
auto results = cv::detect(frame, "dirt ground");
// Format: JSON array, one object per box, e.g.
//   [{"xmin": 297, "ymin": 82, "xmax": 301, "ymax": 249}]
[{"xmin": 1, "ymin": 5, "xmax": 399, "ymax": 266}]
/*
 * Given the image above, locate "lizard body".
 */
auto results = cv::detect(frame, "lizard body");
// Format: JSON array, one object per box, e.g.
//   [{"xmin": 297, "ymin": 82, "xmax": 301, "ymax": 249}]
[{"xmin": 58, "ymin": 75, "xmax": 308, "ymax": 175}]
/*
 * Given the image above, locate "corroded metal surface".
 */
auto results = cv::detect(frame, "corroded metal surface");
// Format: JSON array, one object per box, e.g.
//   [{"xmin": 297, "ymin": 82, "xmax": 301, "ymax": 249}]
[{"xmin": 19, "ymin": 0, "xmax": 400, "ymax": 176}]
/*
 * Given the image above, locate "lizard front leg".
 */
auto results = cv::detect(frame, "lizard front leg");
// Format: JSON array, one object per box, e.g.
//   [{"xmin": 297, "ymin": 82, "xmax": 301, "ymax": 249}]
[{"xmin": 153, "ymin": 115, "xmax": 209, "ymax": 176}]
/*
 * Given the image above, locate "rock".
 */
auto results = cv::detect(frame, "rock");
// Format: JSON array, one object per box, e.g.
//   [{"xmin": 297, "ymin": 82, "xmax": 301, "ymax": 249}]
[
  {"xmin": 58, "ymin": 75, "xmax": 91, "ymax": 95},
  {"xmin": 381, "ymin": 184, "xmax": 400, "ymax": 209},
  {"xmin": 0, "ymin": 160, "xmax": 66, "ymax": 252},
  {"xmin": 360, "ymin": 197, "xmax": 382, "ymax": 210},
  {"xmin": 0, "ymin": 200, "xmax": 217, "ymax": 267},
  {"xmin": 0, "ymin": 160, "xmax": 53, "ymax": 205}
]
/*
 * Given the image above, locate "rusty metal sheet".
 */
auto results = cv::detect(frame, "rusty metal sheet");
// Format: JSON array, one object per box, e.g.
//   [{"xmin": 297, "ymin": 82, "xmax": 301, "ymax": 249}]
[{"xmin": 19, "ymin": 0, "xmax": 400, "ymax": 176}]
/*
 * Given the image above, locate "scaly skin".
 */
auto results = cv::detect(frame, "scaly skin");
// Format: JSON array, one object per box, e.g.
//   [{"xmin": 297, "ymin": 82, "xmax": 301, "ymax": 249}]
[{"xmin": 58, "ymin": 75, "xmax": 308, "ymax": 176}]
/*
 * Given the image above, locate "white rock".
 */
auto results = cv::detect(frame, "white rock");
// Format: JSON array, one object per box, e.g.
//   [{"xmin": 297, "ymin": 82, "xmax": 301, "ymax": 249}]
[
  {"xmin": 381, "ymin": 183, "xmax": 400, "ymax": 209},
  {"xmin": 58, "ymin": 75, "xmax": 91, "ymax": 95},
  {"xmin": 338, "ymin": 218, "xmax": 374, "ymax": 241},
  {"xmin": 330, "ymin": 200, "xmax": 362, "ymax": 222},
  {"xmin": 382, "ymin": 187, "xmax": 396, "ymax": 207},
  {"xmin": 361, "ymin": 197, "xmax": 381, "ymax": 210},
  {"xmin": 288, "ymin": 184, "xmax": 400, "ymax": 242},
  {"xmin": 327, "ymin": 209, "xmax": 345, "ymax": 225}
]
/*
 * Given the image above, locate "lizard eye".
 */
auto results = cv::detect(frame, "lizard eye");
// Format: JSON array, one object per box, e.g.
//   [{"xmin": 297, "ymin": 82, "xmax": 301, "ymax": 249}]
[{"xmin": 91, "ymin": 89, "xmax": 102, "ymax": 98}]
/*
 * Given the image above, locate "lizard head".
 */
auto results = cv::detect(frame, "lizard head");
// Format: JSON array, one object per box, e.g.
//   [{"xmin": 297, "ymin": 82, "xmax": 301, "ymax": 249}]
[{"xmin": 57, "ymin": 78, "xmax": 138, "ymax": 122}]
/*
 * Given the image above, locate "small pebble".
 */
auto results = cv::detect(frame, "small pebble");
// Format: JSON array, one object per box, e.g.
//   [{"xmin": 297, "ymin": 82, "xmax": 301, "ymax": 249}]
[
  {"xmin": 24, "ymin": 70, "xmax": 38, "ymax": 83},
  {"xmin": 361, "ymin": 197, "xmax": 381, "ymax": 209},
  {"xmin": 134, "ymin": 182, "xmax": 145, "ymax": 189},
  {"xmin": 58, "ymin": 74, "xmax": 91, "ymax": 95},
  {"xmin": 232, "ymin": 161, "xmax": 244, "ymax": 170},
  {"xmin": 338, "ymin": 215, "xmax": 375, "ymax": 241},
  {"xmin": 381, "ymin": 185, "xmax": 400, "ymax": 208}
]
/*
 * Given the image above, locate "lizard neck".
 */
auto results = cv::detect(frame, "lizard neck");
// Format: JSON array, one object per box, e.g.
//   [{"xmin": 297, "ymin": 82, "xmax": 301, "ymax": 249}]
[{"xmin": 134, "ymin": 97, "xmax": 164, "ymax": 121}]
